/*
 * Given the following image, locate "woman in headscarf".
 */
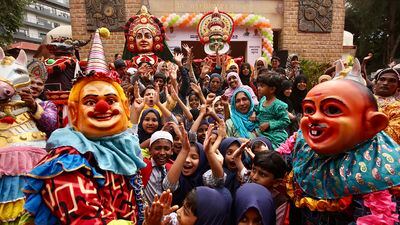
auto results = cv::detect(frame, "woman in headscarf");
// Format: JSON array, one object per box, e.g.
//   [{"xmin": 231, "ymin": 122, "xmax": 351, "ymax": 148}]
[
  {"xmin": 172, "ymin": 142, "xmax": 209, "ymax": 206},
  {"xmin": 290, "ymin": 74, "xmax": 308, "ymax": 116},
  {"xmin": 224, "ymin": 72, "xmax": 259, "ymax": 105},
  {"xmin": 285, "ymin": 54, "xmax": 303, "ymax": 80},
  {"xmin": 239, "ymin": 62, "xmax": 252, "ymax": 86},
  {"xmin": 226, "ymin": 88, "xmax": 258, "ymax": 139},
  {"xmin": 234, "ymin": 183, "xmax": 275, "ymax": 225},
  {"xmin": 206, "ymin": 73, "xmax": 224, "ymax": 96}
]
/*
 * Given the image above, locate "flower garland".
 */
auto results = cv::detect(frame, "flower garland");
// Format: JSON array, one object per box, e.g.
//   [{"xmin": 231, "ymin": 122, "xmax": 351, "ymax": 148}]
[{"xmin": 159, "ymin": 13, "xmax": 274, "ymax": 63}]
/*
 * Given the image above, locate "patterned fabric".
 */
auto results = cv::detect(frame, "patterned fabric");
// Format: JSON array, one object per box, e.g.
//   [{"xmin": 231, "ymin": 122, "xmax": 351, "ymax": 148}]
[
  {"xmin": 34, "ymin": 100, "xmax": 58, "ymax": 138},
  {"xmin": 293, "ymin": 131, "xmax": 400, "ymax": 199},
  {"xmin": 255, "ymin": 97, "xmax": 290, "ymax": 149},
  {"xmin": 378, "ymin": 100, "xmax": 400, "ymax": 144},
  {"xmin": 23, "ymin": 146, "xmax": 145, "ymax": 225},
  {"xmin": 47, "ymin": 127, "xmax": 146, "ymax": 176}
]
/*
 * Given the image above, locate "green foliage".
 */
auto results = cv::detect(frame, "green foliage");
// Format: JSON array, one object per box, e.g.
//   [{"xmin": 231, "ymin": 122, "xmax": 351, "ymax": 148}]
[
  {"xmin": 300, "ymin": 60, "xmax": 331, "ymax": 88},
  {"xmin": 0, "ymin": 0, "xmax": 34, "ymax": 47},
  {"xmin": 345, "ymin": 0, "xmax": 400, "ymax": 73}
]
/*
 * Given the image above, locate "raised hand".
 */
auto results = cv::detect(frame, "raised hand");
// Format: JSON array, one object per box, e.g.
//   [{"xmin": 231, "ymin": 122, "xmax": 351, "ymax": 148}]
[
  {"xmin": 190, "ymin": 82, "xmax": 202, "ymax": 94},
  {"xmin": 206, "ymin": 93, "xmax": 216, "ymax": 105},
  {"xmin": 173, "ymin": 53, "xmax": 184, "ymax": 67},
  {"xmin": 182, "ymin": 44, "xmax": 192, "ymax": 54},
  {"xmin": 203, "ymin": 124, "xmax": 216, "ymax": 153},
  {"xmin": 169, "ymin": 85, "xmax": 179, "ymax": 101},
  {"xmin": 18, "ymin": 87, "xmax": 37, "ymax": 111},
  {"xmin": 217, "ymin": 120, "xmax": 227, "ymax": 138}
]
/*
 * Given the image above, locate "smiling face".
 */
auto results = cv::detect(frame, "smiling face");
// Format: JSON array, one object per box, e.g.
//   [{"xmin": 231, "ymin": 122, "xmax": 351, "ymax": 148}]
[
  {"xmin": 70, "ymin": 80, "xmax": 128, "ymax": 138},
  {"xmin": 241, "ymin": 64, "xmax": 250, "ymax": 76},
  {"xmin": 182, "ymin": 145, "xmax": 200, "ymax": 176},
  {"xmin": 142, "ymin": 112, "xmax": 159, "ymax": 134},
  {"xmin": 150, "ymin": 139, "xmax": 172, "ymax": 166},
  {"xmin": 235, "ymin": 92, "xmax": 251, "ymax": 114},
  {"xmin": 228, "ymin": 74, "xmax": 239, "ymax": 89},
  {"xmin": 30, "ymin": 76, "xmax": 45, "ymax": 98},
  {"xmin": 214, "ymin": 100, "xmax": 224, "ymax": 115},
  {"xmin": 300, "ymin": 80, "xmax": 387, "ymax": 154},
  {"xmin": 135, "ymin": 28, "xmax": 154, "ymax": 53},
  {"xmin": 189, "ymin": 94, "xmax": 200, "ymax": 109}
]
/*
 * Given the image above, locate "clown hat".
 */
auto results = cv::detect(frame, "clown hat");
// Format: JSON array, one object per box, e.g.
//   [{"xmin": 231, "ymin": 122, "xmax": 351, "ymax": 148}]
[{"xmin": 86, "ymin": 27, "xmax": 110, "ymax": 74}]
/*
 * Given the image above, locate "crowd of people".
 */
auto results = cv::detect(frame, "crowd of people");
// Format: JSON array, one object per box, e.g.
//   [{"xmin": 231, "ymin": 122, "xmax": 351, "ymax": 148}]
[{"xmin": 0, "ymin": 6, "xmax": 399, "ymax": 225}]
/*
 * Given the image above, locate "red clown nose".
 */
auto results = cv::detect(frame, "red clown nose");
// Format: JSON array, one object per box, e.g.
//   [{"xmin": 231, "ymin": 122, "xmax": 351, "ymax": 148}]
[{"xmin": 94, "ymin": 100, "xmax": 111, "ymax": 113}]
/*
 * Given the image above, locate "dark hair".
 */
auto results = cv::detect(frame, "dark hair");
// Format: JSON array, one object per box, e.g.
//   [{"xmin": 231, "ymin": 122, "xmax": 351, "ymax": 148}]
[
  {"xmin": 272, "ymin": 56, "xmax": 281, "ymax": 61},
  {"xmin": 184, "ymin": 189, "xmax": 198, "ymax": 216},
  {"xmin": 114, "ymin": 53, "xmax": 121, "ymax": 59},
  {"xmin": 257, "ymin": 74, "xmax": 282, "ymax": 94},
  {"xmin": 141, "ymin": 85, "xmax": 155, "ymax": 97},
  {"xmin": 114, "ymin": 59, "xmax": 126, "ymax": 70},
  {"xmin": 154, "ymin": 72, "xmax": 166, "ymax": 82},
  {"xmin": 281, "ymin": 80, "xmax": 293, "ymax": 91},
  {"xmin": 253, "ymin": 151, "xmax": 288, "ymax": 179}
]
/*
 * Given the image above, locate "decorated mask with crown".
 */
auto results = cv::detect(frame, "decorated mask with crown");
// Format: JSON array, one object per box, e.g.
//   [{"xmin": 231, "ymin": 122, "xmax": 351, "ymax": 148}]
[
  {"xmin": 197, "ymin": 8, "xmax": 234, "ymax": 55},
  {"xmin": 123, "ymin": 5, "xmax": 173, "ymax": 69}
]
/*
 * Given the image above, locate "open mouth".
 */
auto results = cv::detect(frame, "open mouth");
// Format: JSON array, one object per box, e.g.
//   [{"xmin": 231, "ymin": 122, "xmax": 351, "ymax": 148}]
[{"xmin": 308, "ymin": 124, "xmax": 326, "ymax": 138}]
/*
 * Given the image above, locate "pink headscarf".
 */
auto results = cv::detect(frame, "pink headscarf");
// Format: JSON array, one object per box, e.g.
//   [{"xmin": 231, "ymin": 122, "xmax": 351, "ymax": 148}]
[{"xmin": 224, "ymin": 72, "xmax": 259, "ymax": 105}]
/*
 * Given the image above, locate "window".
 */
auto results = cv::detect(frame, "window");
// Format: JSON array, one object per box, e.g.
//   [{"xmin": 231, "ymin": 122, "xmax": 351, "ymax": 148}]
[
  {"xmin": 19, "ymin": 28, "xmax": 29, "ymax": 36},
  {"xmin": 39, "ymin": 32, "xmax": 47, "ymax": 39}
]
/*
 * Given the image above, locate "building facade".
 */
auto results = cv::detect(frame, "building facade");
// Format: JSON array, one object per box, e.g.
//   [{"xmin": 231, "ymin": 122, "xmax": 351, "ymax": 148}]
[
  {"xmin": 70, "ymin": 0, "xmax": 346, "ymax": 64},
  {"xmin": 11, "ymin": 0, "xmax": 71, "ymax": 57}
]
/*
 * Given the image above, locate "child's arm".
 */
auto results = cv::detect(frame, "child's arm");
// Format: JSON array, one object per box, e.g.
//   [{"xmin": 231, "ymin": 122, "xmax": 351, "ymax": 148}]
[
  {"xmin": 232, "ymin": 140, "xmax": 251, "ymax": 179},
  {"xmin": 189, "ymin": 104, "xmax": 206, "ymax": 133},
  {"xmin": 190, "ymin": 83, "xmax": 206, "ymax": 105},
  {"xmin": 163, "ymin": 124, "xmax": 190, "ymax": 191},
  {"xmin": 276, "ymin": 132, "xmax": 297, "ymax": 155},
  {"xmin": 170, "ymin": 85, "xmax": 193, "ymax": 122},
  {"xmin": 267, "ymin": 104, "xmax": 291, "ymax": 130}
]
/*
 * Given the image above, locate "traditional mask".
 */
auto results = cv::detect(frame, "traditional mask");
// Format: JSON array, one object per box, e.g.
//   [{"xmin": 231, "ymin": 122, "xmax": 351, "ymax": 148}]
[
  {"xmin": 197, "ymin": 8, "xmax": 234, "ymax": 55},
  {"xmin": 300, "ymin": 80, "xmax": 388, "ymax": 155},
  {"xmin": 68, "ymin": 77, "xmax": 130, "ymax": 139},
  {"xmin": 124, "ymin": 6, "xmax": 165, "ymax": 54}
]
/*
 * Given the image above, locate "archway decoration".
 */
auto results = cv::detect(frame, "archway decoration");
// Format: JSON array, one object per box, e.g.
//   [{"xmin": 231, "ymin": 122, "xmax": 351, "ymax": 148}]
[{"xmin": 159, "ymin": 13, "xmax": 274, "ymax": 63}]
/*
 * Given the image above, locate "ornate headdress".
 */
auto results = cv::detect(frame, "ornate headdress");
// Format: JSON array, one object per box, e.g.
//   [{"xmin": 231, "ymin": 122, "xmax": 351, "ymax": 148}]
[
  {"xmin": 333, "ymin": 58, "xmax": 366, "ymax": 85},
  {"xmin": 197, "ymin": 8, "xmax": 234, "ymax": 55},
  {"xmin": 124, "ymin": 6, "xmax": 166, "ymax": 53}
]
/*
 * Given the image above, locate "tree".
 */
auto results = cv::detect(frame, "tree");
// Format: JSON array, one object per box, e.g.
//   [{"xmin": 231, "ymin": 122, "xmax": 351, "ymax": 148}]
[
  {"xmin": 345, "ymin": 0, "xmax": 400, "ymax": 73},
  {"xmin": 0, "ymin": 0, "xmax": 33, "ymax": 47}
]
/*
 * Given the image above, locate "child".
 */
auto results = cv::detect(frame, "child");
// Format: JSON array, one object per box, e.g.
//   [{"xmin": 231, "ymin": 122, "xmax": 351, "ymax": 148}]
[
  {"xmin": 144, "ymin": 187, "xmax": 232, "ymax": 225},
  {"xmin": 254, "ymin": 75, "xmax": 290, "ymax": 149},
  {"xmin": 235, "ymin": 183, "xmax": 276, "ymax": 225},
  {"xmin": 234, "ymin": 150, "xmax": 289, "ymax": 225}
]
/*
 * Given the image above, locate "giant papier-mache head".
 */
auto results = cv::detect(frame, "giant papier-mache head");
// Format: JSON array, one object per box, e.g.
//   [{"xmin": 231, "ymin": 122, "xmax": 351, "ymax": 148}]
[
  {"xmin": 300, "ymin": 78, "xmax": 389, "ymax": 155},
  {"xmin": 68, "ymin": 28, "xmax": 130, "ymax": 139},
  {"xmin": 197, "ymin": 7, "xmax": 234, "ymax": 55},
  {"xmin": 124, "ymin": 6, "xmax": 166, "ymax": 54}
]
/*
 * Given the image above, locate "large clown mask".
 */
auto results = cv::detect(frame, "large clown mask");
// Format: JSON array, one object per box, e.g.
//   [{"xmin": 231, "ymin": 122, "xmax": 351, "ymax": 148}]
[
  {"xmin": 69, "ymin": 80, "xmax": 130, "ymax": 139},
  {"xmin": 300, "ymin": 80, "xmax": 388, "ymax": 155}
]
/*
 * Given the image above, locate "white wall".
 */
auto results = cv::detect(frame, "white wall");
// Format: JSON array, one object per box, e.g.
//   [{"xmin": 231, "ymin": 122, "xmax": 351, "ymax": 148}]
[
  {"xmin": 26, "ymin": 12, "xmax": 37, "ymax": 23},
  {"xmin": 165, "ymin": 27, "xmax": 262, "ymax": 65}
]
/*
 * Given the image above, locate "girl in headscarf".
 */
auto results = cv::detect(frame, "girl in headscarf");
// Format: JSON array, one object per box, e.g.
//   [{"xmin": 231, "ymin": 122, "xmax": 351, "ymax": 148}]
[
  {"xmin": 207, "ymin": 73, "xmax": 224, "ymax": 96},
  {"xmin": 234, "ymin": 183, "xmax": 275, "ymax": 225},
  {"xmin": 226, "ymin": 88, "xmax": 257, "ymax": 139},
  {"xmin": 175, "ymin": 186, "xmax": 232, "ymax": 225},
  {"xmin": 224, "ymin": 72, "xmax": 259, "ymax": 105},
  {"xmin": 219, "ymin": 137, "xmax": 243, "ymax": 196},
  {"xmin": 239, "ymin": 62, "xmax": 252, "ymax": 85},
  {"xmin": 138, "ymin": 108, "xmax": 162, "ymax": 145},
  {"xmin": 172, "ymin": 142, "xmax": 209, "ymax": 206},
  {"xmin": 290, "ymin": 74, "xmax": 308, "ymax": 116}
]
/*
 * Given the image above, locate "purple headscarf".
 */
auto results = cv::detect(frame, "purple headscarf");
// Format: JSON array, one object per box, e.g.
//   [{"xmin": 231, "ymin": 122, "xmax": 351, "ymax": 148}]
[
  {"xmin": 234, "ymin": 183, "xmax": 275, "ymax": 225},
  {"xmin": 195, "ymin": 187, "xmax": 232, "ymax": 225}
]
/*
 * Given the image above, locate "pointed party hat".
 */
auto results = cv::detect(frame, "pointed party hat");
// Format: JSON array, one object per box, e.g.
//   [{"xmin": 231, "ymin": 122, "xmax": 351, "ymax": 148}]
[{"xmin": 86, "ymin": 28, "xmax": 110, "ymax": 74}]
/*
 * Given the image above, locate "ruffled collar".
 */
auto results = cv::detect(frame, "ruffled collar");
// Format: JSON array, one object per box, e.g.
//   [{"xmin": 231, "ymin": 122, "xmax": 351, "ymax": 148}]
[
  {"xmin": 293, "ymin": 131, "xmax": 400, "ymax": 199},
  {"xmin": 47, "ymin": 127, "xmax": 146, "ymax": 175}
]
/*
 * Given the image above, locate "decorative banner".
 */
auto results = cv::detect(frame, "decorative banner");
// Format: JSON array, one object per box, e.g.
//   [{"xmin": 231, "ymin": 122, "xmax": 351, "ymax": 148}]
[{"xmin": 160, "ymin": 13, "xmax": 274, "ymax": 63}]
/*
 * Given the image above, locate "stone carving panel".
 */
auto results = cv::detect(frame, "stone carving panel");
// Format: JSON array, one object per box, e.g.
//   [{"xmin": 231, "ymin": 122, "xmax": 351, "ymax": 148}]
[
  {"xmin": 298, "ymin": 0, "xmax": 333, "ymax": 33},
  {"xmin": 85, "ymin": 0, "xmax": 126, "ymax": 31}
]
